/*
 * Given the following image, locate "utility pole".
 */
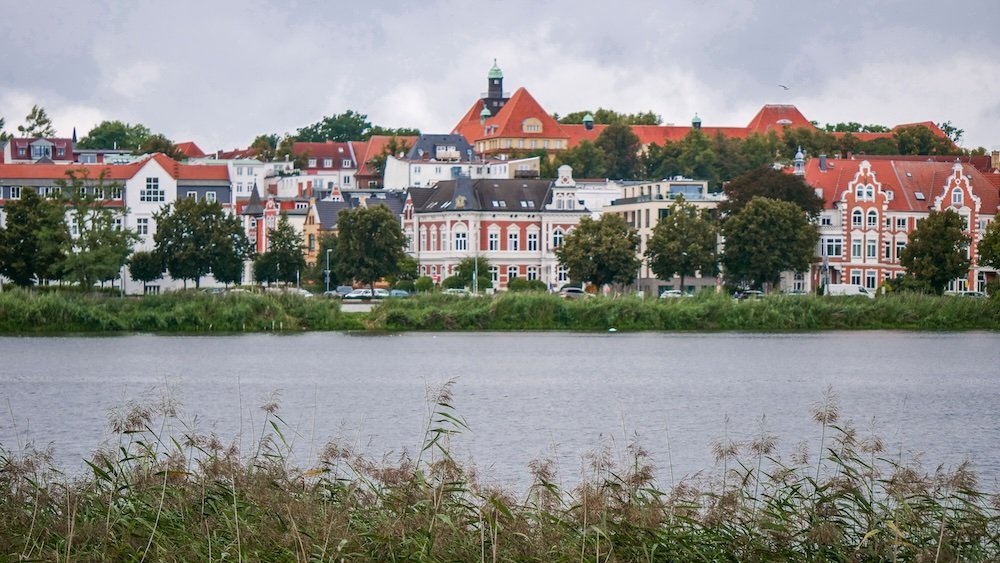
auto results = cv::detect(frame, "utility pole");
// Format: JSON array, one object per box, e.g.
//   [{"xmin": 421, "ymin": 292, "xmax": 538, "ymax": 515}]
[{"xmin": 325, "ymin": 248, "xmax": 332, "ymax": 293}]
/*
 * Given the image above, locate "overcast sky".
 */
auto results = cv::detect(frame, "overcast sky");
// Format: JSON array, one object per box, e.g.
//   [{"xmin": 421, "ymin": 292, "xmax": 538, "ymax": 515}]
[{"xmin": 2, "ymin": 1, "xmax": 999, "ymax": 152}]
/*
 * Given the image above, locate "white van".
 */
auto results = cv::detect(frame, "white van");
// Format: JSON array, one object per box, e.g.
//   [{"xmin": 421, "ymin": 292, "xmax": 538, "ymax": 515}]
[{"xmin": 825, "ymin": 284, "xmax": 874, "ymax": 299}]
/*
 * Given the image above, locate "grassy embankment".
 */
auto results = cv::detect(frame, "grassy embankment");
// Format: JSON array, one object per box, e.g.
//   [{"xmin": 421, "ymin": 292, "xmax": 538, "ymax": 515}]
[
  {"xmin": 1, "ymin": 384, "xmax": 997, "ymax": 560},
  {"xmin": 0, "ymin": 288, "xmax": 998, "ymax": 333}
]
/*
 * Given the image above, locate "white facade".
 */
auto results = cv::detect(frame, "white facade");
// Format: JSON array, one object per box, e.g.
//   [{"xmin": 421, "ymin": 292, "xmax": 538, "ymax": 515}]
[{"xmin": 383, "ymin": 155, "xmax": 540, "ymax": 190}]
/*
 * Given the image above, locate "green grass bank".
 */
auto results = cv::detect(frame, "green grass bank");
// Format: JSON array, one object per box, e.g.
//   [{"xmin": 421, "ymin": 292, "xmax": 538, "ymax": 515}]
[{"xmin": 0, "ymin": 289, "xmax": 998, "ymax": 333}]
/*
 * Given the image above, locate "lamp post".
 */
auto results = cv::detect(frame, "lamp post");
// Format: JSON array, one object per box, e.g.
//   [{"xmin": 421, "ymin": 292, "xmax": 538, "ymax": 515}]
[{"xmin": 325, "ymin": 248, "xmax": 332, "ymax": 293}]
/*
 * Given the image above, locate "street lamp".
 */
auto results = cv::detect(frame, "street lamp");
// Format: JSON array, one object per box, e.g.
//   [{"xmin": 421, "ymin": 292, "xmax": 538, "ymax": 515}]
[{"xmin": 325, "ymin": 248, "xmax": 332, "ymax": 293}]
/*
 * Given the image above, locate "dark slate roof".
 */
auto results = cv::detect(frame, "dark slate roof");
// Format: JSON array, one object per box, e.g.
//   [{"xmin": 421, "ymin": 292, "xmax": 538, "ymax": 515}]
[
  {"xmin": 315, "ymin": 191, "xmax": 406, "ymax": 229},
  {"xmin": 404, "ymin": 134, "xmax": 475, "ymax": 161},
  {"xmin": 315, "ymin": 200, "xmax": 353, "ymax": 229},
  {"xmin": 407, "ymin": 187, "xmax": 435, "ymax": 208},
  {"xmin": 417, "ymin": 178, "xmax": 552, "ymax": 212},
  {"xmin": 242, "ymin": 185, "xmax": 264, "ymax": 215}
]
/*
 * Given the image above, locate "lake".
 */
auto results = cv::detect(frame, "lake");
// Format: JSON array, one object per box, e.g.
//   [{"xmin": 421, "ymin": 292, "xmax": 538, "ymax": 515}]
[{"xmin": 1, "ymin": 331, "xmax": 998, "ymax": 490}]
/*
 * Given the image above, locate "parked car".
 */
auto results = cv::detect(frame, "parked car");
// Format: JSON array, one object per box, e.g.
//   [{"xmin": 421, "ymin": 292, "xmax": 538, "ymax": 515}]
[
  {"xmin": 389, "ymin": 289, "xmax": 410, "ymax": 298},
  {"xmin": 825, "ymin": 284, "xmax": 874, "ymax": 299},
  {"xmin": 559, "ymin": 287, "xmax": 590, "ymax": 299},
  {"xmin": 202, "ymin": 287, "xmax": 226, "ymax": 295},
  {"xmin": 373, "ymin": 288, "xmax": 390, "ymax": 298},
  {"xmin": 290, "ymin": 288, "xmax": 314, "ymax": 298},
  {"xmin": 344, "ymin": 288, "xmax": 373, "ymax": 299},
  {"xmin": 783, "ymin": 289, "xmax": 809, "ymax": 296},
  {"xmin": 444, "ymin": 288, "xmax": 471, "ymax": 296},
  {"xmin": 334, "ymin": 285, "xmax": 355, "ymax": 297},
  {"xmin": 733, "ymin": 289, "xmax": 765, "ymax": 301},
  {"xmin": 956, "ymin": 291, "xmax": 986, "ymax": 298},
  {"xmin": 659, "ymin": 289, "xmax": 685, "ymax": 299}
]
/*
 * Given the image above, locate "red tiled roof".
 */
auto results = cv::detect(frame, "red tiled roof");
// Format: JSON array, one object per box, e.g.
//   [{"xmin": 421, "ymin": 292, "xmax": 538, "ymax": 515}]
[
  {"xmin": 174, "ymin": 141, "xmax": 207, "ymax": 158},
  {"xmin": 452, "ymin": 98, "xmax": 490, "ymax": 142},
  {"xmin": 215, "ymin": 147, "xmax": 260, "ymax": 160},
  {"xmin": 482, "ymin": 88, "xmax": 568, "ymax": 141},
  {"xmin": 0, "ymin": 154, "xmax": 229, "ymax": 182},
  {"xmin": 893, "ymin": 121, "xmax": 948, "ymax": 138},
  {"xmin": 745, "ymin": 105, "xmax": 813, "ymax": 134},
  {"xmin": 352, "ymin": 135, "xmax": 418, "ymax": 178},
  {"xmin": 804, "ymin": 158, "xmax": 999, "ymax": 214}
]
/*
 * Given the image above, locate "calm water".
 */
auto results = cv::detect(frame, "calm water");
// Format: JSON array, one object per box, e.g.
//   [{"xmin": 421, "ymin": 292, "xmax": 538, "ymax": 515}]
[{"xmin": 1, "ymin": 332, "xmax": 998, "ymax": 489}]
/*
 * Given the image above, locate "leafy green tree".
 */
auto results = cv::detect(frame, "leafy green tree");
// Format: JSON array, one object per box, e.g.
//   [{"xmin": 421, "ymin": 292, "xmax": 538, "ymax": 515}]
[
  {"xmin": 892, "ymin": 125, "xmax": 956, "ymax": 155},
  {"xmin": 594, "ymin": 123, "xmax": 641, "ymax": 179},
  {"xmin": 366, "ymin": 136, "xmax": 414, "ymax": 183},
  {"xmin": 558, "ymin": 108, "xmax": 661, "ymax": 125},
  {"xmin": 369, "ymin": 125, "xmax": 421, "ymax": 137},
  {"xmin": 556, "ymin": 214, "xmax": 640, "ymax": 289},
  {"xmin": 823, "ymin": 122, "xmax": 890, "ymax": 133},
  {"xmin": 645, "ymin": 198, "xmax": 719, "ymax": 290},
  {"xmin": 936, "ymin": 121, "xmax": 964, "ymax": 144},
  {"xmin": 676, "ymin": 129, "xmax": 721, "ymax": 187},
  {"xmin": 332, "ymin": 205, "xmax": 408, "ymax": 291},
  {"xmin": 59, "ymin": 170, "xmax": 140, "ymax": 288},
  {"xmin": 977, "ymin": 220, "xmax": 1000, "ymax": 273},
  {"xmin": 249, "ymin": 133, "xmax": 280, "ymax": 161},
  {"xmin": 136, "ymin": 133, "xmax": 186, "ymax": 160},
  {"xmin": 276, "ymin": 135, "xmax": 307, "ymax": 168},
  {"xmin": 0, "ymin": 116, "xmax": 10, "ymax": 141},
  {"xmin": 17, "ymin": 105, "xmax": 55, "ymax": 137},
  {"xmin": 254, "ymin": 214, "xmax": 305, "ymax": 285},
  {"xmin": 297, "ymin": 110, "xmax": 372, "ymax": 142},
  {"xmin": 128, "ymin": 251, "xmax": 164, "ymax": 288},
  {"xmin": 899, "ymin": 209, "xmax": 971, "ymax": 295},
  {"xmin": 507, "ymin": 278, "xmax": 546, "ymax": 292},
  {"xmin": 721, "ymin": 197, "xmax": 818, "ymax": 290},
  {"xmin": 77, "ymin": 121, "xmax": 151, "ymax": 150},
  {"xmin": 454, "ymin": 256, "xmax": 492, "ymax": 292},
  {"xmin": 153, "ymin": 198, "xmax": 246, "ymax": 288},
  {"xmin": 0, "ymin": 189, "xmax": 70, "ymax": 286},
  {"xmin": 721, "ymin": 166, "xmax": 824, "ymax": 218},
  {"xmin": 414, "ymin": 276, "xmax": 434, "ymax": 293},
  {"xmin": 557, "ymin": 141, "xmax": 607, "ymax": 178},
  {"xmin": 210, "ymin": 213, "xmax": 253, "ymax": 286}
]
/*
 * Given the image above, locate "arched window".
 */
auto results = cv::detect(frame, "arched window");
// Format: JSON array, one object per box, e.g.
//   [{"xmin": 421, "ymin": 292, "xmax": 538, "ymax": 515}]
[
  {"xmin": 552, "ymin": 228, "xmax": 564, "ymax": 248},
  {"xmin": 952, "ymin": 188, "xmax": 964, "ymax": 206},
  {"xmin": 852, "ymin": 209, "xmax": 863, "ymax": 228},
  {"xmin": 867, "ymin": 210, "xmax": 878, "ymax": 228},
  {"xmin": 855, "ymin": 184, "xmax": 865, "ymax": 200},
  {"xmin": 865, "ymin": 185, "xmax": 874, "ymax": 200}
]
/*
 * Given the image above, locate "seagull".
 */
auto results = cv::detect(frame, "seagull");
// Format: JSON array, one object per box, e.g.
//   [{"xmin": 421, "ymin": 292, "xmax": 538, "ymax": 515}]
[{"xmin": 778, "ymin": 84, "xmax": 791, "ymax": 90}]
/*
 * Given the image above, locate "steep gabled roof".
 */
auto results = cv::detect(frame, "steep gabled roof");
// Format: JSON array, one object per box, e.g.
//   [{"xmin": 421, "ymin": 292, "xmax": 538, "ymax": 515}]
[
  {"xmin": 745, "ymin": 105, "xmax": 814, "ymax": 134},
  {"xmin": 174, "ymin": 141, "xmax": 207, "ymax": 158},
  {"xmin": 417, "ymin": 178, "xmax": 552, "ymax": 212},
  {"xmin": 480, "ymin": 88, "xmax": 568, "ymax": 142},
  {"xmin": 292, "ymin": 141, "xmax": 355, "ymax": 167},
  {"xmin": 452, "ymin": 98, "xmax": 489, "ymax": 142}
]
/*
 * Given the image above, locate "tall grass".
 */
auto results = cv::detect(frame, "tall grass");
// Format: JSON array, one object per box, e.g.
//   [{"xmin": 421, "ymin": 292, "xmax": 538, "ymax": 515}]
[
  {"xmin": 1, "ymin": 386, "xmax": 998, "ymax": 560},
  {"xmin": 372, "ymin": 292, "xmax": 1000, "ymax": 332}
]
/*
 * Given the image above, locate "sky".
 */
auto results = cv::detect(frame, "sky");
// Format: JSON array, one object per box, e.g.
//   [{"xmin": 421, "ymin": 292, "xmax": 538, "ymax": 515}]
[{"xmin": 2, "ymin": 0, "xmax": 999, "ymax": 152}]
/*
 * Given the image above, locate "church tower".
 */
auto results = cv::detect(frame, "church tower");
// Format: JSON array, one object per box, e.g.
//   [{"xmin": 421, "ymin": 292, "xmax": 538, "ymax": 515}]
[{"xmin": 482, "ymin": 59, "xmax": 509, "ymax": 114}]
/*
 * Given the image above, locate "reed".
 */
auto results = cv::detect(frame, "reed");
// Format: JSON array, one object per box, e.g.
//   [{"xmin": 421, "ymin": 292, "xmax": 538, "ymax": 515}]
[{"xmin": 1, "ymin": 386, "xmax": 997, "ymax": 561}]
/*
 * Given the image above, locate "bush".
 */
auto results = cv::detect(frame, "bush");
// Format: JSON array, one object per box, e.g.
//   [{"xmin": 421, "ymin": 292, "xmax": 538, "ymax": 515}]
[
  {"xmin": 393, "ymin": 279, "xmax": 415, "ymax": 292},
  {"xmin": 414, "ymin": 276, "xmax": 434, "ymax": 293},
  {"xmin": 506, "ymin": 278, "xmax": 547, "ymax": 292},
  {"xmin": 441, "ymin": 275, "xmax": 466, "ymax": 290}
]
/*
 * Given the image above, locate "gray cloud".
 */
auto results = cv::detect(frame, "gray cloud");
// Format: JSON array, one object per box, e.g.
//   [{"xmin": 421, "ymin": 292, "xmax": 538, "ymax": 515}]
[{"xmin": 2, "ymin": 0, "xmax": 998, "ymax": 150}]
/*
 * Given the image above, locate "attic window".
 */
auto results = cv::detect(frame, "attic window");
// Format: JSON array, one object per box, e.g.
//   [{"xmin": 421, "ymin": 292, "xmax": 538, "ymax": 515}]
[
  {"xmin": 915, "ymin": 192, "xmax": 925, "ymax": 200},
  {"xmin": 498, "ymin": 201, "xmax": 507, "ymax": 208},
  {"xmin": 521, "ymin": 118, "xmax": 542, "ymax": 133},
  {"xmin": 520, "ymin": 200, "xmax": 531, "ymax": 208},
  {"xmin": 491, "ymin": 200, "xmax": 499, "ymax": 207},
  {"xmin": 885, "ymin": 190, "xmax": 894, "ymax": 201},
  {"xmin": 905, "ymin": 172, "xmax": 912, "ymax": 177}
]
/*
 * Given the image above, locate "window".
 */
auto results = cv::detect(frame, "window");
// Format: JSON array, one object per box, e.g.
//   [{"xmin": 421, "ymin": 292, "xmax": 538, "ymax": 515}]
[
  {"xmin": 507, "ymin": 265, "xmax": 519, "ymax": 279},
  {"xmin": 56, "ymin": 147, "xmax": 65, "ymax": 157},
  {"xmin": 308, "ymin": 159, "xmax": 317, "ymax": 168},
  {"xmin": 323, "ymin": 158, "xmax": 332, "ymax": 168},
  {"xmin": 490, "ymin": 266, "xmax": 499, "ymax": 283},
  {"xmin": 527, "ymin": 231, "xmax": 539, "ymax": 251},
  {"xmin": 866, "ymin": 239, "xmax": 876, "ymax": 259},
  {"xmin": 17, "ymin": 146, "xmax": 26, "ymax": 157},
  {"xmin": 78, "ymin": 154, "xmax": 96, "ymax": 164},
  {"xmin": 308, "ymin": 234, "xmax": 316, "ymax": 251},
  {"xmin": 884, "ymin": 241, "xmax": 891, "ymax": 259},
  {"xmin": 236, "ymin": 182, "xmax": 243, "ymax": 193},
  {"xmin": 137, "ymin": 217, "xmax": 149, "ymax": 236},
  {"xmin": 186, "ymin": 191, "xmax": 197, "ymax": 199},
  {"xmin": 419, "ymin": 228, "xmax": 427, "ymax": 251},
  {"xmin": 865, "ymin": 271, "xmax": 877, "ymax": 290},
  {"xmin": 557, "ymin": 265, "xmax": 568, "ymax": 282},
  {"xmin": 344, "ymin": 176, "xmax": 351, "ymax": 185},
  {"xmin": 855, "ymin": 185, "xmax": 864, "ymax": 200},
  {"xmin": 850, "ymin": 270, "xmax": 862, "ymax": 285},
  {"xmin": 430, "ymin": 228, "xmax": 437, "ymax": 251},
  {"xmin": 69, "ymin": 217, "xmax": 78, "ymax": 236},
  {"xmin": 140, "ymin": 177, "xmax": 164, "ymax": 202},
  {"xmin": 867, "ymin": 210, "xmax": 878, "ymax": 228},
  {"xmin": 852, "ymin": 238, "xmax": 862, "ymax": 259},
  {"xmin": 113, "ymin": 216, "xmax": 123, "ymax": 231},
  {"xmin": 454, "ymin": 231, "xmax": 468, "ymax": 251},
  {"xmin": 896, "ymin": 241, "xmax": 905, "ymax": 260},
  {"xmin": 413, "ymin": 166, "xmax": 421, "ymax": 174},
  {"xmin": 952, "ymin": 188, "xmax": 963, "ymax": 205},
  {"xmin": 31, "ymin": 144, "xmax": 52, "ymax": 159},
  {"xmin": 9, "ymin": 186, "xmax": 20, "ymax": 200},
  {"xmin": 852, "ymin": 209, "xmax": 863, "ymax": 228},
  {"xmin": 343, "ymin": 159, "xmax": 352, "ymax": 168},
  {"xmin": 821, "ymin": 215, "xmax": 832, "ymax": 226},
  {"xmin": 110, "ymin": 187, "xmax": 122, "ymax": 199},
  {"xmin": 507, "ymin": 230, "xmax": 519, "ymax": 251},
  {"xmin": 521, "ymin": 118, "xmax": 542, "ymax": 133},
  {"xmin": 205, "ymin": 191, "xmax": 217, "ymax": 203},
  {"xmin": 527, "ymin": 266, "xmax": 539, "ymax": 280},
  {"xmin": 865, "ymin": 185, "xmax": 874, "ymax": 200},
  {"xmin": 822, "ymin": 237, "xmax": 842, "ymax": 257}
]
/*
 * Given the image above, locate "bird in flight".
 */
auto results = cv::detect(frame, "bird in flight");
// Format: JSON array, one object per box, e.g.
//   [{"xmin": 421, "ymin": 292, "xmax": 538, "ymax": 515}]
[{"xmin": 778, "ymin": 84, "xmax": 791, "ymax": 90}]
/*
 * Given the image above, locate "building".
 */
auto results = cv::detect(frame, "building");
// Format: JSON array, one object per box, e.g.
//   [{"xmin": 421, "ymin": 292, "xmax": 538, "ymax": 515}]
[
  {"xmin": 383, "ymin": 133, "xmax": 540, "ymax": 190},
  {"xmin": 404, "ymin": 174, "xmax": 591, "ymax": 290},
  {"xmin": 605, "ymin": 176, "xmax": 724, "ymax": 294},
  {"xmin": 805, "ymin": 158, "xmax": 999, "ymax": 294},
  {"xmin": 301, "ymin": 191, "xmax": 407, "ymax": 265}
]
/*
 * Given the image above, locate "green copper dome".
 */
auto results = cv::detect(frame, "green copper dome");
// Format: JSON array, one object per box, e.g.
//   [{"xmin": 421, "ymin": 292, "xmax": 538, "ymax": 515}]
[
  {"xmin": 582, "ymin": 112, "xmax": 594, "ymax": 122},
  {"xmin": 480, "ymin": 106, "xmax": 492, "ymax": 118},
  {"xmin": 692, "ymin": 113, "xmax": 702, "ymax": 125},
  {"xmin": 488, "ymin": 59, "xmax": 503, "ymax": 79}
]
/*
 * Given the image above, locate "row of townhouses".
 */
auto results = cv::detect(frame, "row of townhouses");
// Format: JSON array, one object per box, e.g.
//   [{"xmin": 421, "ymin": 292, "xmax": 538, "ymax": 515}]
[{"xmin": 1, "ymin": 61, "xmax": 998, "ymax": 294}]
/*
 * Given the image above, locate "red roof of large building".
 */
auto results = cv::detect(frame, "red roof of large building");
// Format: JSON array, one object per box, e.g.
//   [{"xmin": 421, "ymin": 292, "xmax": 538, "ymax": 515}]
[
  {"xmin": 0, "ymin": 154, "xmax": 230, "ymax": 182},
  {"xmin": 804, "ymin": 158, "xmax": 999, "ymax": 215},
  {"xmin": 174, "ymin": 141, "xmax": 207, "ymax": 158}
]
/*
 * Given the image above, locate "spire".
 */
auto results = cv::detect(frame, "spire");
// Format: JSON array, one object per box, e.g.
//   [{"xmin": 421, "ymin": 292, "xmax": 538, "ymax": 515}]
[
  {"xmin": 793, "ymin": 145, "xmax": 805, "ymax": 175},
  {"xmin": 692, "ymin": 113, "xmax": 702, "ymax": 129},
  {"xmin": 72, "ymin": 127, "xmax": 77, "ymax": 144},
  {"xmin": 488, "ymin": 58, "xmax": 503, "ymax": 80}
]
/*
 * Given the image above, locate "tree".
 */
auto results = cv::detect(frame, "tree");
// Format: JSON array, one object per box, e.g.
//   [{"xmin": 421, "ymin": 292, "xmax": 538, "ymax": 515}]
[
  {"xmin": 249, "ymin": 133, "xmax": 280, "ymax": 162},
  {"xmin": 0, "ymin": 189, "xmax": 70, "ymax": 286},
  {"xmin": 366, "ymin": 135, "xmax": 414, "ymax": 183},
  {"xmin": 721, "ymin": 166, "xmax": 825, "ymax": 218},
  {"xmin": 594, "ymin": 123, "xmax": 641, "ymax": 179},
  {"xmin": 558, "ymin": 108, "xmax": 661, "ymax": 125},
  {"xmin": 136, "ymin": 133, "xmax": 186, "ymax": 160},
  {"xmin": 936, "ymin": 121, "xmax": 964, "ymax": 144},
  {"xmin": 254, "ymin": 214, "xmax": 305, "ymax": 285},
  {"xmin": 0, "ymin": 116, "xmax": 10, "ymax": 141},
  {"xmin": 332, "ymin": 205, "xmax": 408, "ymax": 291},
  {"xmin": 128, "ymin": 251, "xmax": 164, "ymax": 288},
  {"xmin": 899, "ymin": 209, "xmax": 971, "ymax": 295},
  {"xmin": 721, "ymin": 197, "xmax": 818, "ymax": 290},
  {"xmin": 276, "ymin": 134, "xmax": 307, "ymax": 169},
  {"xmin": 209, "ymin": 213, "xmax": 252, "ymax": 286},
  {"xmin": 557, "ymin": 140, "xmax": 607, "ymax": 178},
  {"xmin": 977, "ymin": 220, "xmax": 1000, "ymax": 272},
  {"xmin": 645, "ymin": 198, "xmax": 719, "ymax": 290},
  {"xmin": 77, "ymin": 120, "xmax": 151, "ymax": 150},
  {"xmin": 386, "ymin": 254, "xmax": 419, "ymax": 289},
  {"xmin": 556, "ymin": 214, "xmax": 640, "ymax": 289},
  {"xmin": 297, "ymin": 110, "xmax": 372, "ymax": 142},
  {"xmin": 153, "ymin": 198, "xmax": 246, "ymax": 288},
  {"xmin": 59, "ymin": 170, "xmax": 140, "ymax": 289},
  {"xmin": 454, "ymin": 256, "xmax": 492, "ymax": 292},
  {"xmin": 17, "ymin": 105, "xmax": 55, "ymax": 137},
  {"xmin": 892, "ymin": 125, "xmax": 957, "ymax": 156}
]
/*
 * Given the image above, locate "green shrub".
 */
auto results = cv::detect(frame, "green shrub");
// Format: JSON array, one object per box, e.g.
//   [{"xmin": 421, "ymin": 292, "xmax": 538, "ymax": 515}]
[{"xmin": 414, "ymin": 276, "xmax": 434, "ymax": 293}]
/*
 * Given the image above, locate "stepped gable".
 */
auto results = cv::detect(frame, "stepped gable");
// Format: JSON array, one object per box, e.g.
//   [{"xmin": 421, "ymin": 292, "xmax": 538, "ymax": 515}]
[
  {"xmin": 746, "ymin": 104, "xmax": 814, "ymax": 134},
  {"xmin": 804, "ymin": 158, "xmax": 1000, "ymax": 214}
]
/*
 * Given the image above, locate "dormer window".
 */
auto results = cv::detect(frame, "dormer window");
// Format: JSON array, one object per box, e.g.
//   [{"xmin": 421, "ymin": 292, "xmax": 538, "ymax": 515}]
[
  {"xmin": 521, "ymin": 118, "xmax": 542, "ymax": 133},
  {"xmin": 308, "ymin": 158, "xmax": 317, "ymax": 168},
  {"xmin": 342, "ymin": 159, "xmax": 352, "ymax": 168},
  {"xmin": 17, "ymin": 146, "xmax": 26, "ymax": 157},
  {"xmin": 323, "ymin": 158, "xmax": 332, "ymax": 168}
]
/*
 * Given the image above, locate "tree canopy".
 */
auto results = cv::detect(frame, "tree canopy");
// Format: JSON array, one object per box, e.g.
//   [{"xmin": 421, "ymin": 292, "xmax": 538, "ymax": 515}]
[
  {"xmin": 128, "ymin": 251, "xmax": 164, "ymax": 286},
  {"xmin": 296, "ymin": 110, "xmax": 419, "ymax": 142},
  {"xmin": 453, "ymin": 256, "xmax": 492, "ymax": 292},
  {"xmin": 977, "ymin": 220, "xmax": 1000, "ymax": 272},
  {"xmin": 153, "ymin": 198, "xmax": 251, "ymax": 288},
  {"xmin": 332, "ymin": 205, "xmax": 408, "ymax": 289},
  {"xmin": 645, "ymin": 198, "xmax": 719, "ymax": 290},
  {"xmin": 594, "ymin": 123, "xmax": 641, "ymax": 179},
  {"xmin": 556, "ymin": 214, "xmax": 640, "ymax": 289},
  {"xmin": 254, "ymin": 214, "xmax": 305, "ymax": 285},
  {"xmin": 17, "ymin": 105, "xmax": 55, "ymax": 137},
  {"xmin": 899, "ymin": 209, "xmax": 971, "ymax": 295},
  {"xmin": 0, "ymin": 116, "xmax": 10, "ymax": 141},
  {"xmin": 0, "ymin": 189, "xmax": 70, "ymax": 286},
  {"xmin": 721, "ymin": 166, "xmax": 825, "ymax": 218},
  {"xmin": 558, "ymin": 108, "xmax": 661, "ymax": 126},
  {"xmin": 78, "ymin": 120, "xmax": 151, "ymax": 150},
  {"xmin": 721, "ymin": 197, "xmax": 818, "ymax": 290},
  {"xmin": 136, "ymin": 133, "xmax": 187, "ymax": 160}
]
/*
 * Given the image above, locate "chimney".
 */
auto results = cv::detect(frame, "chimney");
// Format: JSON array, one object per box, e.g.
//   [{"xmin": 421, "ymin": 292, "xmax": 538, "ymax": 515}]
[
  {"xmin": 819, "ymin": 154, "xmax": 827, "ymax": 172},
  {"xmin": 992, "ymin": 150, "xmax": 999, "ymax": 170}
]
